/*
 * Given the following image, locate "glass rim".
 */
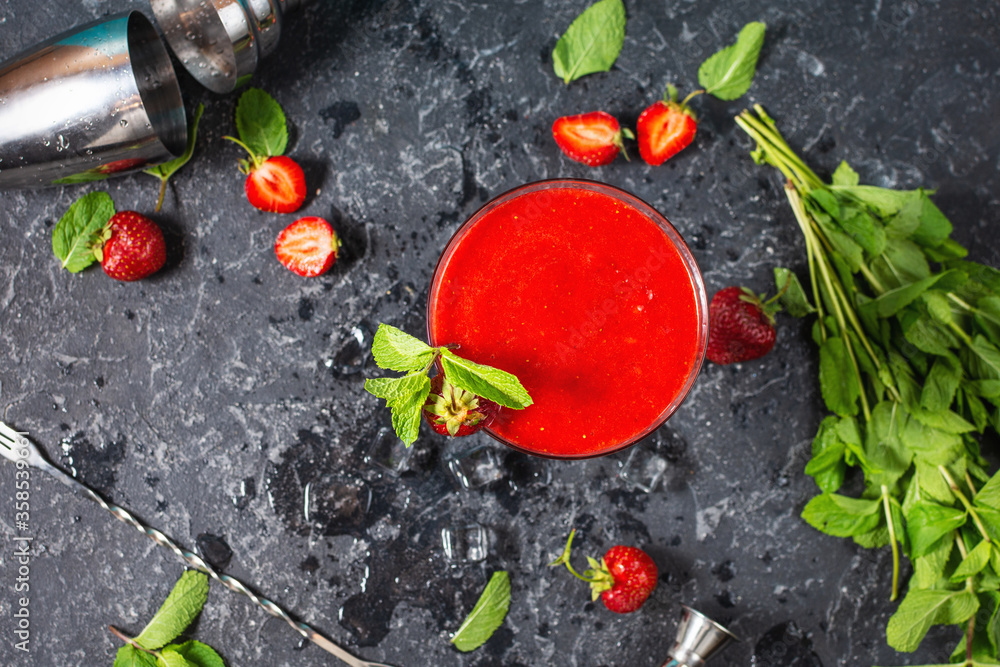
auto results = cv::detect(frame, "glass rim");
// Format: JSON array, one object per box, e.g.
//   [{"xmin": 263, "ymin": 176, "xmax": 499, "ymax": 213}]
[{"xmin": 427, "ymin": 178, "xmax": 708, "ymax": 460}]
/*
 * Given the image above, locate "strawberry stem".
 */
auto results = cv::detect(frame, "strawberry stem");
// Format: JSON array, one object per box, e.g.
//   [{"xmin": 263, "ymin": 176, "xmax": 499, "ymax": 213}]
[
  {"xmin": 680, "ymin": 89, "xmax": 706, "ymax": 107},
  {"xmin": 222, "ymin": 135, "xmax": 263, "ymax": 171},
  {"xmin": 548, "ymin": 529, "xmax": 599, "ymax": 583}
]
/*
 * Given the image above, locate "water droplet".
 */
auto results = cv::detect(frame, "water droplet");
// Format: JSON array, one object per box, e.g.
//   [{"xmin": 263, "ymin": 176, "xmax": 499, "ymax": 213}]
[{"xmin": 120, "ymin": 119, "xmax": 128, "ymax": 128}]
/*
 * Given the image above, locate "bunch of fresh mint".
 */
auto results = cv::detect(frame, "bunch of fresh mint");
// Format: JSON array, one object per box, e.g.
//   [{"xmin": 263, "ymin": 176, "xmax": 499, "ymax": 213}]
[
  {"xmin": 364, "ymin": 324, "xmax": 532, "ymax": 445},
  {"xmin": 738, "ymin": 105, "xmax": 1000, "ymax": 663},
  {"xmin": 110, "ymin": 570, "xmax": 224, "ymax": 667}
]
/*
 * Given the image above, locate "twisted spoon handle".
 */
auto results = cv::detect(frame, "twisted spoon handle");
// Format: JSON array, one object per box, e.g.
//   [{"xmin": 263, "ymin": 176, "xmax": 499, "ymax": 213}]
[{"xmin": 2, "ymin": 425, "xmax": 391, "ymax": 667}]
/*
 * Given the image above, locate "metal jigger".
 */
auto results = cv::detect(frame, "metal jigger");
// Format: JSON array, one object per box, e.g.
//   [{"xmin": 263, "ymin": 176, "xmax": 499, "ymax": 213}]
[
  {"xmin": 0, "ymin": 11, "xmax": 187, "ymax": 188},
  {"xmin": 662, "ymin": 605, "xmax": 740, "ymax": 667},
  {"xmin": 148, "ymin": 0, "xmax": 312, "ymax": 94}
]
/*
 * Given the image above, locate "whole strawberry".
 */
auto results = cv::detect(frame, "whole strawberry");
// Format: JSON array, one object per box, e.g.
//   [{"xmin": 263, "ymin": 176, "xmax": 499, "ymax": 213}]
[
  {"xmin": 552, "ymin": 111, "xmax": 633, "ymax": 167},
  {"xmin": 549, "ymin": 529, "xmax": 658, "ymax": 614},
  {"xmin": 93, "ymin": 211, "xmax": 166, "ymax": 281},
  {"xmin": 707, "ymin": 286, "xmax": 780, "ymax": 364},
  {"xmin": 422, "ymin": 373, "xmax": 500, "ymax": 437}
]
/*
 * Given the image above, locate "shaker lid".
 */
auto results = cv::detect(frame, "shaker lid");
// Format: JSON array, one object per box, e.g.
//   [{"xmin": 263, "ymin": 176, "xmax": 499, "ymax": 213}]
[{"xmin": 147, "ymin": 0, "xmax": 286, "ymax": 94}]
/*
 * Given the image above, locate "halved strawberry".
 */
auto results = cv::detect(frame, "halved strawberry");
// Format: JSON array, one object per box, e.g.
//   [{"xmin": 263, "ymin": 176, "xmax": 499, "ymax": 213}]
[
  {"xmin": 552, "ymin": 111, "xmax": 633, "ymax": 167},
  {"xmin": 245, "ymin": 155, "xmax": 306, "ymax": 214},
  {"xmin": 93, "ymin": 211, "xmax": 167, "ymax": 282},
  {"xmin": 636, "ymin": 97, "xmax": 697, "ymax": 166},
  {"xmin": 275, "ymin": 216, "xmax": 340, "ymax": 277}
]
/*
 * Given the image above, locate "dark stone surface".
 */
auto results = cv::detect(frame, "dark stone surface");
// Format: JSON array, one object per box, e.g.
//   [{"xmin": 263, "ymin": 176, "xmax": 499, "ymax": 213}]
[{"xmin": 1, "ymin": 1, "xmax": 999, "ymax": 665}]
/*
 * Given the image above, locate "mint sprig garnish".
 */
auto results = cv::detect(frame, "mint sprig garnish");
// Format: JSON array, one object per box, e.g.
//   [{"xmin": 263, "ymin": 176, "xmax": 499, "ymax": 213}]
[
  {"xmin": 552, "ymin": 0, "xmax": 626, "ymax": 85},
  {"xmin": 364, "ymin": 324, "xmax": 533, "ymax": 446},
  {"xmin": 110, "ymin": 570, "xmax": 225, "ymax": 667},
  {"xmin": 450, "ymin": 571, "xmax": 511, "ymax": 652},
  {"xmin": 51, "ymin": 191, "xmax": 115, "ymax": 273}
]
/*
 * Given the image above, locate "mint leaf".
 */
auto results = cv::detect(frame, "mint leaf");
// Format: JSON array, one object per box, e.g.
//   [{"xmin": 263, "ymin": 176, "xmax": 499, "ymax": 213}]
[
  {"xmin": 886, "ymin": 588, "xmax": 978, "ymax": 652},
  {"xmin": 365, "ymin": 372, "xmax": 431, "ymax": 407},
  {"xmin": 451, "ymin": 571, "xmax": 511, "ymax": 652},
  {"xmin": 903, "ymin": 191, "xmax": 953, "ymax": 248},
  {"xmin": 906, "ymin": 501, "xmax": 967, "ymax": 558},
  {"xmin": 235, "ymin": 88, "xmax": 288, "ymax": 158},
  {"xmin": 975, "ymin": 471, "xmax": 1000, "ymax": 511},
  {"xmin": 804, "ymin": 416, "xmax": 847, "ymax": 493},
  {"xmin": 135, "ymin": 570, "xmax": 209, "ymax": 650},
  {"xmin": 552, "ymin": 0, "xmax": 626, "ymax": 85},
  {"xmin": 800, "ymin": 493, "xmax": 881, "ymax": 537},
  {"xmin": 819, "ymin": 337, "xmax": 860, "ymax": 417},
  {"xmin": 365, "ymin": 371, "xmax": 431, "ymax": 446},
  {"xmin": 832, "ymin": 160, "xmax": 859, "ymax": 187},
  {"xmin": 697, "ymin": 21, "xmax": 766, "ymax": 101},
  {"xmin": 371, "ymin": 324, "xmax": 436, "ymax": 372},
  {"xmin": 868, "ymin": 271, "xmax": 961, "ymax": 318},
  {"xmin": 157, "ymin": 649, "xmax": 194, "ymax": 667},
  {"xmin": 439, "ymin": 349, "xmax": 533, "ymax": 409},
  {"xmin": 951, "ymin": 539, "xmax": 992, "ymax": 583},
  {"xmin": 773, "ymin": 267, "xmax": 815, "ymax": 318},
  {"xmin": 168, "ymin": 641, "xmax": 224, "ymax": 667},
  {"xmin": 828, "ymin": 184, "xmax": 923, "ymax": 218},
  {"xmin": 52, "ymin": 191, "xmax": 114, "ymax": 273},
  {"xmin": 114, "ymin": 646, "xmax": 159, "ymax": 667}
]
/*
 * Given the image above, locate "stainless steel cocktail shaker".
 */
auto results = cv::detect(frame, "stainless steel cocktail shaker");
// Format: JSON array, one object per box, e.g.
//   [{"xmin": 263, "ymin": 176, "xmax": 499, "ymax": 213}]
[
  {"xmin": 0, "ymin": 0, "xmax": 312, "ymax": 188},
  {"xmin": 0, "ymin": 12, "xmax": 187, "ymax": 188},
  {"xmin": 148, "ymin": 0, "xmax": 311, "ymax": 94}
]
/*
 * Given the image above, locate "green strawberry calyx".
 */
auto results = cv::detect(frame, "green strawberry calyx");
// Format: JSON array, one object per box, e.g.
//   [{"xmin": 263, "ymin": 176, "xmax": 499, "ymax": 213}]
[
  {"xmin": 737, "ymin": 283, "xmax": 788, "ymax": 327},
  {"xmin": 426, "ymin": 376, "xmax": 487, "ymax": 436}
]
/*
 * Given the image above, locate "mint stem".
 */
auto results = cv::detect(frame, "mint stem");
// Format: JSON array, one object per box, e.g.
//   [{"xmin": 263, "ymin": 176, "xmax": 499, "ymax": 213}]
[
  {"xmin": 155, "ymin": 178, "xmax": 167, "ymax": 213},
  {"xmin": 939, "ymin": 466, "xmax": 991, "ymax": 544},
  {"xmin": 881, "ymin": 486, "xmax": 900, "ymax": 601},
  {"xmin": 785, "ymin": 183, "xmax": 872, "ymax": 421},
  {"xmin": 109, "ymin": 626, "xmax": 157, "ymax": 656}
]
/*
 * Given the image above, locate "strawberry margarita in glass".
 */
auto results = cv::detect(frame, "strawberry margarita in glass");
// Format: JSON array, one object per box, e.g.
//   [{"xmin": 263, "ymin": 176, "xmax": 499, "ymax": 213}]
[{"xmin": 427, "ymin": 180, "xmax": 707, "ymax": 459}]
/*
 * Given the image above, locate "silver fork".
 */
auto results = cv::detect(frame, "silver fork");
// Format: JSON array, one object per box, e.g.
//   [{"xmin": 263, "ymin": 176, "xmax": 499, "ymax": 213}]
[{"xmin": 0, "ymin": 421, "xmax": 397, "ymax": 667}]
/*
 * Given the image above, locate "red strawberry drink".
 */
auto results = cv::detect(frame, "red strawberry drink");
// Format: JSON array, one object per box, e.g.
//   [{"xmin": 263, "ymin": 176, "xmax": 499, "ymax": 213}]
[{"xmin": 427, "ymin": 180, "xmax": 707, "ymax": 458}]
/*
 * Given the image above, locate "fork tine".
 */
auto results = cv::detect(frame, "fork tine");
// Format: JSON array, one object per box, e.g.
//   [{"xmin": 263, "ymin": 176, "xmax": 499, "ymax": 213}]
[
  {"xmin": 0, "ymin": 420, "xmax": 29, "ymax": 462},
  {"xmin": 0, "ymin": 421, "xmax": 98, "ymax": 497}
]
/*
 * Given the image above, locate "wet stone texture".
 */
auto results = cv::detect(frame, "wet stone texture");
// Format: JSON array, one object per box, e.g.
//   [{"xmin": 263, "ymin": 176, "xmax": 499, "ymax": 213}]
[{"xmin": 0, "ymin": 1, "xmax": 999, "ymax": 666}]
